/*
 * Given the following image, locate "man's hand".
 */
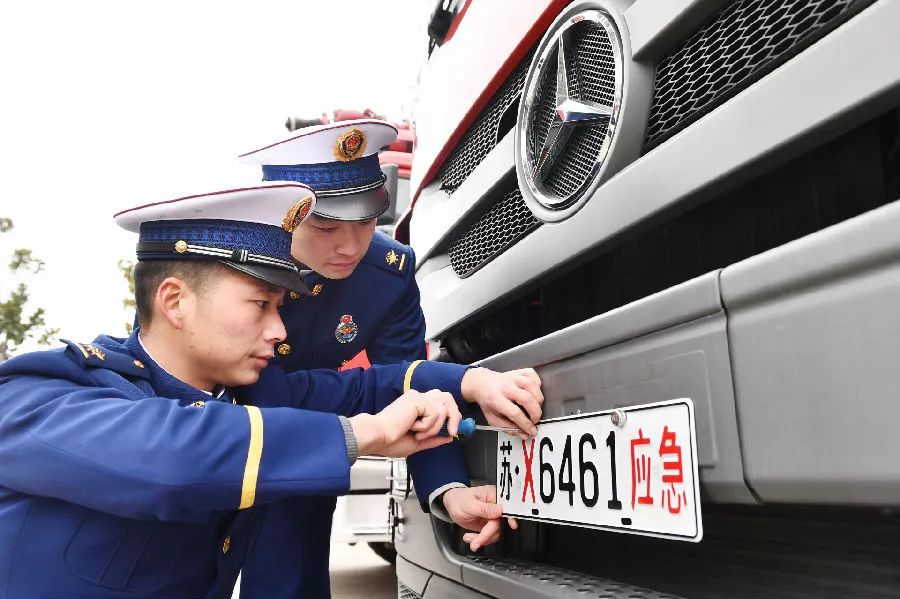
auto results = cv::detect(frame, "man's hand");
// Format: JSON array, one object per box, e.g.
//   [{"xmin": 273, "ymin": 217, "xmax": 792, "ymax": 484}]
[
  {"xmin": 460, "ymin": 368, "xmax": 543, "ymax": 437},
  {"xmin": 349, "ymin": 389, "xmax": 460, "ymax": 457},
  {"xmin": 442, "ymin": 485, "xmax": 517, "ymax": 552}
]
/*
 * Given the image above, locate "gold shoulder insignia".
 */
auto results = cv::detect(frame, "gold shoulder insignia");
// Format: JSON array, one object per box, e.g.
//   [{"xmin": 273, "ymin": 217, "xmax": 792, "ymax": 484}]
[
  {"xmin": 383, "ymin": 249, "xmax": 407, "ymax": 272},
  {"xmin": 85, "ymin": 345, "xmax": 106, "ymax": 361},
  {"xmin": 68, "ymin": 339, "xmax": 106, "ymax": 360}
]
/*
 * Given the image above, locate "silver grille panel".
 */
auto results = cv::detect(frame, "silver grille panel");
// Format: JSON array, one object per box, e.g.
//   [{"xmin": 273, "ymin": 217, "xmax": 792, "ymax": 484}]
[{"xmin": 646, "ymin": 0, "xmax": 868, "ymax": 148}]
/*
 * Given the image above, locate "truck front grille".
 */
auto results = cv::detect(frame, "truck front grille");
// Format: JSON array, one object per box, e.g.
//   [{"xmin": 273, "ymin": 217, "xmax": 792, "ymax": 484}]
[
  {"xmin": 645, "ymin": 0, "xmax": 871, "ymax": 149},
  {"xmin": 397, "ymin": 582, "xmax": 422, "ymax": 599},
  {"xmin": 436, "ymin": 51, "xmax": 533, "ymax": 194},
  {"xmin": 448, "ymin": 184, "xmax": 541, "ymax": 278}
]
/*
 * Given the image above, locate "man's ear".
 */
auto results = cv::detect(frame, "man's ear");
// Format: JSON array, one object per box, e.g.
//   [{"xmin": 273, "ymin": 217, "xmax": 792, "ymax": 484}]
[{"xmin": 155, "ymin": 277, "xmax": 192, "ymax": 329}]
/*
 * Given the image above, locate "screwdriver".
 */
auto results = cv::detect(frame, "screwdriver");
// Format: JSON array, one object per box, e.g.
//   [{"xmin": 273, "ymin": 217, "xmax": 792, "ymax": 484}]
[{"xmin": 438, "ymin": 417, "xmax": 528, "ymax": 437}]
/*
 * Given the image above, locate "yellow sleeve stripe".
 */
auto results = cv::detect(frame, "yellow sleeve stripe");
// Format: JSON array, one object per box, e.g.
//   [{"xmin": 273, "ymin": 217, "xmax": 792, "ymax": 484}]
[
  {"xmin": 403, "ymin": 360, "xmax": 424, "ymax": 393},
  {"xmin": 71, "ymin": 341, "xmax": 90, "ymax": 359},
  {"xmin": 239, "ymin": 405, "xmax": 264, "ymax": 509},
  {"xmin": 399, "ymin": 254, "xmax": 407, "ymax": 271}
]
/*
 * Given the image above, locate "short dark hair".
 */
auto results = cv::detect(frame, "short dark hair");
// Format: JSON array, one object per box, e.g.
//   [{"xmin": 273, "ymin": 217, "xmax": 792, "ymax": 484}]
[{"xmin": 134, "ymin": 260, "xmax": 231, "ymax": 327}]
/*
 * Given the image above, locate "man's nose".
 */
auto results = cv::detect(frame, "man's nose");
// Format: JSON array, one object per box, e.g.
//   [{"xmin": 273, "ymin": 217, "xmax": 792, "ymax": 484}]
[
  {"xmin": 265, "ymin": 311, "xmax": 287, "ymax": 343},
  {"xmin": 334, "ymin": 228, "xmax": 361, "ymax": 256}
]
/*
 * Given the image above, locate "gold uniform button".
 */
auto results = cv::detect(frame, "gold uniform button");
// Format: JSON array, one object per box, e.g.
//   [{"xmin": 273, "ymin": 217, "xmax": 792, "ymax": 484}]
[
  {"xmin": 277, "ymin": 343, "xmax": 292, "ymax": 356},
  {"xmin": 133, "ymin": 359, "xmax": 145, "ymax": 369},
  {"xmin": 222, "ymin": 536, "xmax": 232, "ymax": 554},
  {"xmin": 312, "ymin": 283, "xmax": 323, "ymax": 296},
  {"xmin": 174, "ymin": 240, "xmax": 188, "ymax": 253}
]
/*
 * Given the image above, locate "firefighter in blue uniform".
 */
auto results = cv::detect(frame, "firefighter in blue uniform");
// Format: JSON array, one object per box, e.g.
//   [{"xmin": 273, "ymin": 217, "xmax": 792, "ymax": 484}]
[
  {"xmin": 0, "ymin": 182, "xmax": 515, "ymax": 599},
  {"xmin": 238, "ymin": 120, "xmax": 544, "ymax": 598}
]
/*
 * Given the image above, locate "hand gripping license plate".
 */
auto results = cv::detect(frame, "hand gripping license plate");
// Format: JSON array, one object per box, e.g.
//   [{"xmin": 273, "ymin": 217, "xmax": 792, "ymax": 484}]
[{"xmin": 497, "ymin": 399, "xmax": 703, "ymax": 542}]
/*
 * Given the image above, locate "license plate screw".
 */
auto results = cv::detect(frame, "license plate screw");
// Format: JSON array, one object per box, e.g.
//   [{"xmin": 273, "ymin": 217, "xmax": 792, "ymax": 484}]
[{"xmin": 610, "ymin": 409, "xmax": 627, "ymax": 428}]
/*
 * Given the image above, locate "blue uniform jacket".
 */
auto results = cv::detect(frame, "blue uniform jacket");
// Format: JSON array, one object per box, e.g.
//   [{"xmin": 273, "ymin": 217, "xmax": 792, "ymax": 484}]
[
  {"xmin": 239, "ymin": 232, "xmax": 471, "ymax": 599},
  {"xmin": 0, "ymin": 333, "xmax": 468, "ymax": 599}
]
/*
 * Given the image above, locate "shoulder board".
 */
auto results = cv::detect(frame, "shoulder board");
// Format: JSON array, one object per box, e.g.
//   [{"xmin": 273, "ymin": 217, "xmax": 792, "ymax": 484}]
[
  {"xmin": 362, "ymin": 231, "xmax": 414, "ymax": 277},
  {"xmin": 62, "ymin": 339, "xmax": 151, "ymax": 381}
]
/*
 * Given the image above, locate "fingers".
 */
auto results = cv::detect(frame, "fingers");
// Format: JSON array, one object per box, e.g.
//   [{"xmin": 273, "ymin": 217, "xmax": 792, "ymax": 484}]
[
  {"xmin": 463, "ymin": 518, "xmax": 501, "ymax": 551},
  {"xmin": 446, "ymin": 397, "xmax": 462, "ymax": 437},
  {"xmin": 471, "ymin": 484, "xmax": 497, "ymax": 504},
  {"xmin": 413, "ymin": 391, "xmax": 460, "ymax": 440},
  {"xmin": 506, "ymin": 516, "xmax": 518, "ymax": 529},
  {"xmin": 412, "ymin": 390, "xmax": 450, "ymax": 439},
  {"xmin": 498, "ymin": 388, "xmax": 538, "ymax": 435},
  {"xmin": 518, "ymin": 368, "xmax": 542, "ymax": 386},
  {"xmin": 510, "ymin": 383, "xmax": 542, "ymax": 425},
  {"xmin": 475, "ymin": 499, "xmax": 503, "ymax": 521},
  {"xmin": 515, "ymin": 373, "xmax": 544, "ymax": 416}
]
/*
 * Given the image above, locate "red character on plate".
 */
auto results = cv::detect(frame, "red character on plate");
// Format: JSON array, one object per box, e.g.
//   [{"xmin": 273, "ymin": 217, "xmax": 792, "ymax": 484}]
[
  {"xmin": 521, "ymin": 438, "xmax": 536, "ymax": 503},
  {"xmin": 630, "ymin": 428, "xmax": 654, "ymax": 509},
  {"xmin": 658, "ymin": 426, "xmax": 688, "ymax": 514}
]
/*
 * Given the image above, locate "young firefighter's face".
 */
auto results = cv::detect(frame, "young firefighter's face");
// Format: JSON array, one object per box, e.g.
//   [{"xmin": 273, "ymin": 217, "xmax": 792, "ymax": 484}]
[
  {"xmin": 180, "ymin": 270, "xmax": 286, "ymax": 389},
  {"xmin": 291, "ymin": 215, "xmax": 377, "ymax": 279}
]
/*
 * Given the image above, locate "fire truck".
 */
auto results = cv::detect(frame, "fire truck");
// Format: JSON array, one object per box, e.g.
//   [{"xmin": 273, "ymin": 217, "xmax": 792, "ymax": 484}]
[{"xmin": 392, "ymin": 1, "xmax": 900, "ymax": 598}]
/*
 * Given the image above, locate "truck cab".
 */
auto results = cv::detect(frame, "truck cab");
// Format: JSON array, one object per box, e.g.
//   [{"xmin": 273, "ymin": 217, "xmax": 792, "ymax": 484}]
[{"xmin": 393, "ymin": 1, "xmax": 900, "ymax": 597}]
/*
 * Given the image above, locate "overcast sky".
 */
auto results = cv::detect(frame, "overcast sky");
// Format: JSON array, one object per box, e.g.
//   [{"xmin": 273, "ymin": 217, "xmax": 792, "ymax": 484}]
[{"xmin": 0, "ymin": 0, "xmax": 434, "ymax": 354}]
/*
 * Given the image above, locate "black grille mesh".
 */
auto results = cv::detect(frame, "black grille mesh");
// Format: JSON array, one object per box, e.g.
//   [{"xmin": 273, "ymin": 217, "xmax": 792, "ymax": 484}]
[
  {"xmin": 465, "ymin": 556, "xmax": 684, "ymax": 599},
  {"xmin": 436, "ymin": 51, "xmax": 533, "ymax": 194},
  {"xmin": 646, "ymin": 0, "xmax": 864, "ymax": 148},
  {"xmin": 397, "ymin": 582, "xmax": 422, "ymax": 599},
  {"xmin": 529, "ymin": 20, "xmax": 618, "ymax": 199},
  {"xmin": 448, "ymin": 185, "xmax": 541, "ymax": 277}
]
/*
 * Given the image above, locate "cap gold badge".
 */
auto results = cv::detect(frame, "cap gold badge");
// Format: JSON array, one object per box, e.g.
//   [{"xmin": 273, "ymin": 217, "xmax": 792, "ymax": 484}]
[
  {"xmin": 175, "ymin": 240, "xmax": 188, "ymax": 253},
  {"xmin": 333, "ymin": 128, "xmax": 367, "ymax": 162},
  {"xmin": 282, "ymin": 196, "xmax": 313, "ymax": 233}
]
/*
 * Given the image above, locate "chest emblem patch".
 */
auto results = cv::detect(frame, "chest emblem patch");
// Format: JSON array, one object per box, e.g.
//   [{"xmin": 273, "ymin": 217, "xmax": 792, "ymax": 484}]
[{"xmin": 335, "ymin": 314, "xmax": 359, "ymax": 344}]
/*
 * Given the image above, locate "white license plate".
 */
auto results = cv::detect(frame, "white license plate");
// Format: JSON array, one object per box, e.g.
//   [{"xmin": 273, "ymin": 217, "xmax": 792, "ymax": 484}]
[{"xmin": 497, "ymin": 398, "xmax": 702, "ymax": 542}]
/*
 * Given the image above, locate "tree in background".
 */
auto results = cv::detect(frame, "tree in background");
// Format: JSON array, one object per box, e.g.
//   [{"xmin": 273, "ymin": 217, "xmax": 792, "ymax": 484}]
[
  {"xmin": 0, "ymin": 218, "xmax": 59, "ymax": 361},
  {"xmin": 118, "ymin": 258, "xmax": 136, "ymax": 334}
]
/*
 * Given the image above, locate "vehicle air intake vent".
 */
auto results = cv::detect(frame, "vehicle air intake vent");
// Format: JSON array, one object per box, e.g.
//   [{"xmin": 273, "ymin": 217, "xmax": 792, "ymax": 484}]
[
  {"xmin": 448, "ymin": 184, "xmax": 541, "ymax": 278},
  {"xmin": 437, "ymin": 50, "xmax": 534, "ymax": 194},
  {"xmin": 645, "ymin": 0, "xmax": 870, "ymax": 149},
  {"xmin": 397, "ymin": 582, "xmax": 422, "ymax": 599}
]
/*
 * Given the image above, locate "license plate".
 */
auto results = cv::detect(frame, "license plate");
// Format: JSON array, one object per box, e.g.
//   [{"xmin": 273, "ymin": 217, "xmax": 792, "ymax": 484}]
[{"xmin": 497, "ymin": 399, "xmax": 702, "ymax": 542}]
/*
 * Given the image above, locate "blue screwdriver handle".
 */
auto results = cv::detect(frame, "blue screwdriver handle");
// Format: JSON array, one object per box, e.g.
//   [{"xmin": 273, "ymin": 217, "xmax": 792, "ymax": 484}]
[{"xmin": 438, "ymin": 417, "xmax": 477, "ymax": 437}]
